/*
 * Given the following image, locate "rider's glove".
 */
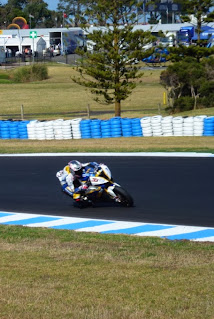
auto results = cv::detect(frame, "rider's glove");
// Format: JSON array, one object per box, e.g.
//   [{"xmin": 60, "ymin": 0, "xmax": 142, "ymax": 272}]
[{"xmin": 56, "ymin": 170, "xmax": 63, "ymax": 178}]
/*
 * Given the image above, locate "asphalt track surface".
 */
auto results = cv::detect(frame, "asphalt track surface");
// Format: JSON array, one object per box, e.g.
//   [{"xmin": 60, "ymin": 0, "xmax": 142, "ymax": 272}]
[{"xmin": 0, "ymin": 156, "xmax": 214, "ymax": 228}]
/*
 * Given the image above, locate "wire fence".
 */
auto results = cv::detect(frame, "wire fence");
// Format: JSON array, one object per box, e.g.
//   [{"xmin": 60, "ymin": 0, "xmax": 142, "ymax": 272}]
[{"xmin": 1, "ymin": 53, "xmax": 80, "ymax": 69}]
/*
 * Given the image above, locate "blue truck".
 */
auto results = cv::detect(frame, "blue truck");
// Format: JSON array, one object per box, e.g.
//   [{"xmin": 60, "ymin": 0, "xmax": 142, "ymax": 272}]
[{"xmin": 177, "ymin": 26, "xmax": 195, "ymax": 46}]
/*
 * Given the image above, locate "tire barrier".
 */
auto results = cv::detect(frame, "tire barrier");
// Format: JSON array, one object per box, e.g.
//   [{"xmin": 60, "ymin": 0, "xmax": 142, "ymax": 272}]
[
  {"xmin": 90, "ymin": 119, "xmax": 102, "ymax": 138},
  {"xmin": 183, "ymin": 116, "xmax": 194, "ymax": 136},
  {"xmin": 80, "ymin": 119, "xmax": 92, "ymax": 139},
  {"xmin": 101, "ymin": 120, "xmax": 111, "ymax": 138},
  {"xmin": 0, "ymin": 115, "xmax": 213, "ymax": 140},
  {"xmin": 172, "ymin": 116, "xmax": 183, "ymax": 136},
  {"xmin": 71, "ymin": 118, "xmax": 82, "ymax": 139},
  {"xmin": 193, "ymin": 116, "xmax": 206, "ymax": 137},
  {"xmin": 121, "ymin": 118, "xmax": 132, "ymax": 137},
  {"xmin": 151, "ymin": 115, "xmax": 163, "ymax": 136},
  {"xmin": 131, "ymin": 118, "xmax": 143, "ymax": 137},
  {"xmin": 140, "ymin": 117, "xmax": 152, "ymax": 137},
  {"xmin": 162, "ymin": 116, "xmax": 173, "ymax": 137},
  {"xmin": 0, "ymin": 120, "xmax": 30, "ymax": 139},
  {"xmin": 110, "ymin": 117, "xmax": 122, "ymax": 138},
  {"xmin": 203, "ymin": 117, "xmax": 214, "ymax": 136}
]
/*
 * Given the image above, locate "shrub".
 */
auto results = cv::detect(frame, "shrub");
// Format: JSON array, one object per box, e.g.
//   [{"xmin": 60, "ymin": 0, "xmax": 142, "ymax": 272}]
[
  {"xmin": 13, "ymin": 64, "xmax": 48, "ymax": 83},
  {"xmin": 0, "ymin": 72, "xmax": 13, "ymax": 84},
  {"xmin": 0, "ymin": 73, "xmax": 10, "ymax": 80},
  {"xmin": 199, "ymin": 94, "xmax": 214, "ymax": 108},
  {"xmin": 173, "ymin": 97, "xmax": 194, "ymax": 112}
]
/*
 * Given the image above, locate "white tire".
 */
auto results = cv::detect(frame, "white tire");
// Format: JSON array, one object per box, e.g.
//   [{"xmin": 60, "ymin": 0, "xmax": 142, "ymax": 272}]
[
  {"xmin": 162, "ymin": 124, "xmax": 173, "ymax": 130},
  {"xmin": 173, "ymin": 130, "xmax": 183, "ymax": 134},
  {"xmin": 141, "ymin": 122, "xmax": 152, "ymax": 128},
  {"xmin": 45, "ymin": 133, "xmax": 55, "ymax": 138},
  {"xmin": 46, "ymin": 137, "xmax": 55, "ymax": 140},
  {"xmin": 143, "ymin": 133, "xmax": 153, "ymax": 137},
  {"xmin": 153, "ymin": 132, "xmax": 163, "ymax": 136},
  {"xmin": 194, "ymin": 115, "xmax": 207, "ymax": 122},
  {"xmin": 37, "ymin": 136, "xmax": 46, "ymax": 140},
  {"xmin": 153, "ymin": 127, "xmax": 162, "ymax": 133},
  {"xmin": 62, "ymin": 120, "xmax": 72, "ymax": 125},
  {"xmin": 151, "ymin": 116, "xmax": 162, "ymax": 124},
  {"xmin": 194, "ymin": 124, "xmax": 204, "ymax": 130},
  {"xmin": 44, "ymin": 121, "xmax": 53, "ymax": 127},
  {"xmin": 62, "ymin": 128, "xmax": 72, "ymax": 133},
  {"xmin": 162, "ymin": 129, "xmax": 173, "ymax": 134},
  {"xmin": 63, "ymin": 133, "xmax": 72, "ymax": 137},
  {"xmin": 142, "ymin": 128, "xmax": 153, "ymax": 134},
  {"xmin": 162, "ymin": 116, "xmax": 173, "ymax": 124},
  {"xmin": 140, "ymin": 117, "xmax": 151, "ymax": 125},
  {"xmin": 172, "ymin": 117, "xmax": 183, "ymax": 124},
  {"xmin": 73, "ymin": 134, "xmax": 82, "ymax": 139},
  {"xmin": 163, "ymin": 133, "xmax": 173, "ymax": 136},
  {"xmin": 152, "ymin": 125, "xmax": 162, "ymax": 131},
  {"xmin": 184, "ymin": 117, "xmax": 194, "ymax": 123},
  {"xmin": 72, "ymin": 129, "xmax": 81, "ymax": 135}
]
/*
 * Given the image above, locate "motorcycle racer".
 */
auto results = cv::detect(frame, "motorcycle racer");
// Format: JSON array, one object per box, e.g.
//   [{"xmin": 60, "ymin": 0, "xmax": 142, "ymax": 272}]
[{"xmin": 56, "ymin": 160, "xmax": 100, "ymax": 204}]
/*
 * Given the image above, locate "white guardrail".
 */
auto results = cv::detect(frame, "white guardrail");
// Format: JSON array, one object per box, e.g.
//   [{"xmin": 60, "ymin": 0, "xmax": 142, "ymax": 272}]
[{"xmin": 0, "ymin": 115, "xmax": 214, "ymax": 140}]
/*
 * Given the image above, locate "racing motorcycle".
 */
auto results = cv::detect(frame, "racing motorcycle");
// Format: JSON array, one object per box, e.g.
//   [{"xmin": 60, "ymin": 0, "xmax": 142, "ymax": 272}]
[{"xmin": 73, "ymin": 164, "xmax": 134, "ymax": 208}]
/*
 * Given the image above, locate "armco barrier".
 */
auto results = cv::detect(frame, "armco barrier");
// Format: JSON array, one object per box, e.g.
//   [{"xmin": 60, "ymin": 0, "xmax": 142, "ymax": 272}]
[{"xmin": 0, "ymin": 116, "xmax": 213, "ymax": 140}]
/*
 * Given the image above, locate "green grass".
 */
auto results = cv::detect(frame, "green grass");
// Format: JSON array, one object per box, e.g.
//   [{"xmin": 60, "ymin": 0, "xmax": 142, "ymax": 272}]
[
  {"xmin": 0, "ymin": 63, "xmax": 214, "ymax": 154},
  {"xmin": 1, "ymin": 63, "xmax": 213, "ymax": 120},
  {"xmin": 0, "ymin": 72, "xmax": 13, "ymax": 84},
  {"xmin": 0, "ymin": 136, "xmax": 214, "ymax": 154},
  {"xmin": 0, "ymin": 63, "xmax": 214, "ymax": 318},
  {"xmin": 0, "ymin": 225, "xmax": 214, "ymax": 319}
]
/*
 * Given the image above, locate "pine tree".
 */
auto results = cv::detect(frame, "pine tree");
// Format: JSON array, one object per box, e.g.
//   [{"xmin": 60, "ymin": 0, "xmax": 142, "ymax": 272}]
[{"xmin": 73, "ymin": 0, "xmax": 154, "ymax": 117}]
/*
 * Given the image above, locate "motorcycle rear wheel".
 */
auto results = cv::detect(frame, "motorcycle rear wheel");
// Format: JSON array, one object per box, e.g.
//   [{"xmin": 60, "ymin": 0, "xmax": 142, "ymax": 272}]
[{"xmin": 113, "ymin": 186, "xmax": 134, "ymax": 207}]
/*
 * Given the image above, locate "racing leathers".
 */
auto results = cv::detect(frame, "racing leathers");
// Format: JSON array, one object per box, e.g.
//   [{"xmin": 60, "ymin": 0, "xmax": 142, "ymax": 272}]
[{"xmin": 56, "ymin": 162, "xmax": 100, "ymax": 202}]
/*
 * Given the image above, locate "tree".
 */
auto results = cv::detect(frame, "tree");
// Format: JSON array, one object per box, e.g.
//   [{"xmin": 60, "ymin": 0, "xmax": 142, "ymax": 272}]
[
  {"xmin": 160, "ymin": 57, "xmax": 214, "ymax": 112},
  {"xmin": 73, "ymin": 0, "xmax": 154, "ymax": 117},
  {"xmin": 0, "ymin": 0, "xmax": 25, "ymax": 27},
  {"xmin": 57, "ymin": 0, "xmax": 86, "ymax": 27},
  {"xmin": 169, "ymin": 45, "xmax": 214, "ymax": 63},
  {"xmin": 0, "ymin": 0, "xmax": 55, "ymax": 28},
  {"xmin": 23, "ymin": 0, "xmax": 54, "ymax": 28},
  {"xmin": 178, "ymin": 0, "xmax": 214, "ymax": 43}
]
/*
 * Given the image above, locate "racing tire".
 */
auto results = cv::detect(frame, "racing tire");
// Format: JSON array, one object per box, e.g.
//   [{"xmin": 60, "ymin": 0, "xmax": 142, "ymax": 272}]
[{"xmin": 113, "ymin": 186, "xmax": 134, "ymax": 207}]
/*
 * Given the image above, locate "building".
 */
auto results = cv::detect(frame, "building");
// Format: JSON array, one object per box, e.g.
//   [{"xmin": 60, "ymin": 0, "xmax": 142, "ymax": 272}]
[{"xmin": 0, "ymin": 27, "xmax": 85, "ymax": 56}]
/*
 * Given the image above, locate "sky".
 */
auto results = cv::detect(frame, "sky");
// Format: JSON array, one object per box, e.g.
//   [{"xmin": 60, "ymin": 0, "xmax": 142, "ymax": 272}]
[
  {"xmin": 1, "ymin": 0, "xmax": 59, "ymax": 11},
  {"xmin": 44, "ymin": 0, "xmax": 59, "ymax": 11}
]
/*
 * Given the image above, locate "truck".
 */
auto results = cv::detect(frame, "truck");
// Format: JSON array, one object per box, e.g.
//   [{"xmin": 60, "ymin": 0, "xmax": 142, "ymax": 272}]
[{"xmin": 177, "ymin": 26, "xmax": 195, "ymax": 46}]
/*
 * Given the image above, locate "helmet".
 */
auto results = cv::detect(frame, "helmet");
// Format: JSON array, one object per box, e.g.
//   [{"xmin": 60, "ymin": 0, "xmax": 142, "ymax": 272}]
[{"xmin": 68, "ymin": 160, "xmax": 83, "ymax": 177}]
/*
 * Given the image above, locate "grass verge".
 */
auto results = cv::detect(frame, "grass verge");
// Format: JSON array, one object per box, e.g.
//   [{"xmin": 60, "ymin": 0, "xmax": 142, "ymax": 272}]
[
  {"xmin": 0, "ymin": 225, "xmax": 214, "ymax": 319},
  {"xmin": 0, "ymin": 136, "xmax": 214, "ymax": 154},
  {"xmin": 1, "ymin": 64, "xmax": 214, "ymax": 120}
]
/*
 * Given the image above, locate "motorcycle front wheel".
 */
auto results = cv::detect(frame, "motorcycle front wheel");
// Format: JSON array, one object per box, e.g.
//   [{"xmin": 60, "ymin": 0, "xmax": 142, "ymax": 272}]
[{"xmin": 113, "ymin": 186, "xmax": 134, "ymax": 207}]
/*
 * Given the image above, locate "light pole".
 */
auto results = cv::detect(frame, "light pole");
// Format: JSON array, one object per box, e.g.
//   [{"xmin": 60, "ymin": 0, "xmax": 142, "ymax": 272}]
[{"xmin": 29, "ymin": 14, "xmax": 34, "ymax": 29}]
